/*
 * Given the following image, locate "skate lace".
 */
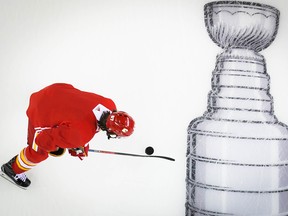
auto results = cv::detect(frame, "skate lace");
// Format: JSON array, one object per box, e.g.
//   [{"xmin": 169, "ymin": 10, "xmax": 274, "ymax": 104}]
[{"xmin": 14, "ymin": 173, "xmax": 27, "ymax": 182}]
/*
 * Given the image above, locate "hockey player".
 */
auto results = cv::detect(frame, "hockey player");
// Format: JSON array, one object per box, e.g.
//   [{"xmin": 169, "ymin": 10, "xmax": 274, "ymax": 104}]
[{"xmin": 1, "ymin": 83, "xmax": 135, "ymax": 189}]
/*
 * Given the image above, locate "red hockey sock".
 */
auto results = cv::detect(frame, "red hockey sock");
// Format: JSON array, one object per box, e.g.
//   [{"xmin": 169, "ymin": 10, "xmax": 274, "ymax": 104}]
[{"xmin": 11, "ymin": 146, "xmax": 48, "ymax": 174}]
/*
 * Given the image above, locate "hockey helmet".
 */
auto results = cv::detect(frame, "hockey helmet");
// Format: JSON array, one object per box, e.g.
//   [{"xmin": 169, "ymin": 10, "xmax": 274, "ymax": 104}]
[{"xmin": 106, "ymin": 111, "xmax": 135, "ymax": 137}]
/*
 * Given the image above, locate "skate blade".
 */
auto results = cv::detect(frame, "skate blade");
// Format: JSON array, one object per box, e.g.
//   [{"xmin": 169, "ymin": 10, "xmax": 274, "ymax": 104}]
[{"xmin": 0, "ymin": 170, "xmax": 28, "ymax": 190}]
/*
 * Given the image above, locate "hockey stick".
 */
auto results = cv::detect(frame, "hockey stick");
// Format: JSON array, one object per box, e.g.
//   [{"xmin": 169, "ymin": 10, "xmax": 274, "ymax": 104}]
[{"xmin": 88, "ymin": 149, "xmax": 175, "ymax": 161}]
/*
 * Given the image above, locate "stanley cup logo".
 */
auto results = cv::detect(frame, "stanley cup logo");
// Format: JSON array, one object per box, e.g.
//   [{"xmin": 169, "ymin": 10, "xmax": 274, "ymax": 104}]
[{"xmin": 186, "ymin": 1, "xmax": 288, "ymax": 215}]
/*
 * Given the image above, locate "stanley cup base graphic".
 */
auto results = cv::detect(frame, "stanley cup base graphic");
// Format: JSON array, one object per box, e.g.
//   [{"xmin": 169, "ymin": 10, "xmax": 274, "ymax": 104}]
[{"xmin": 186, "ymin": 1, "xmax": 288, "ymax": 215}]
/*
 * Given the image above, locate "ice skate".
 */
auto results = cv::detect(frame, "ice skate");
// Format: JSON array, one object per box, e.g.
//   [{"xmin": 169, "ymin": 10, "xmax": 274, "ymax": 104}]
[{"xmin": 0, "ymin": 156, "xmax": 31, "ymax": 189}]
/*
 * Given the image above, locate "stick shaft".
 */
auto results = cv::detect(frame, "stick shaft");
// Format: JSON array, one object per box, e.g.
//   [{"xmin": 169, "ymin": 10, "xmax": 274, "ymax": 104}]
[{"xmin": 88, "ymin": 149, "xmax": 175, "ymax": 161}]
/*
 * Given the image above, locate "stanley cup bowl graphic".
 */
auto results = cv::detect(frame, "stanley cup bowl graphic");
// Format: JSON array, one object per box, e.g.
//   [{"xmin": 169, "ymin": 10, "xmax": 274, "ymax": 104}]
[
  {"xmin": 204, "ymin": 1, "xmax": 280, "ymax": 52},
  {"xmin": 186, "ymin": 1, "xmax": 288, "ymax": 216}
]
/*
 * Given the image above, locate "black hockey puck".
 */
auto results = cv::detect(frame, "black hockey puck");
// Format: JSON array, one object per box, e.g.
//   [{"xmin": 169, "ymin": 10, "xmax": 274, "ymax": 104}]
[{"xmin": 145, "ymin": 146, "xmax": 154, "ymax": 155}]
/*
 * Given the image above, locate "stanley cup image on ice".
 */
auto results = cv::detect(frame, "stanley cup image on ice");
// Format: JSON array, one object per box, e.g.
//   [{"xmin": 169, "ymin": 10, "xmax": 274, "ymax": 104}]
[{"xmin": 186, "ymin": 1, "xmax": 288, "ymax": 215}]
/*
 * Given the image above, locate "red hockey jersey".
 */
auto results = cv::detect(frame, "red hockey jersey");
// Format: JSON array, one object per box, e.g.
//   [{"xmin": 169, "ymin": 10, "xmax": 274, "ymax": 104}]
[{"xmin": 26, "ymin": 83, "xmax": 116, "ymax": 151}]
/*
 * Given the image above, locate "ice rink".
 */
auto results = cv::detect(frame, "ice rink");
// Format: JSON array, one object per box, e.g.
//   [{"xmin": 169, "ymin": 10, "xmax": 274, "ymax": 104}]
[{"xmin": 0, "ymin": 0, "xmax": 287, "ymax": 215}]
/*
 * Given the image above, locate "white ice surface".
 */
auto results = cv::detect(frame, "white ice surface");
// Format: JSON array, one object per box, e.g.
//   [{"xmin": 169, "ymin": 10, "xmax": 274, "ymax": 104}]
[{"xmin": 0, "ymin": 0, "xmax": 287, "ymax": 215}]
